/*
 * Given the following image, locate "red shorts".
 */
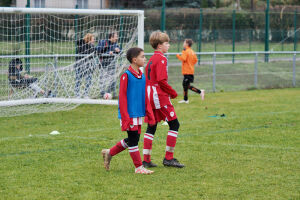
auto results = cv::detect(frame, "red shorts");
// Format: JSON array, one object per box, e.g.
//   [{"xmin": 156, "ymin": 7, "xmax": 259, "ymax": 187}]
[{"xmin": 153, "ymin": 104, "xmax": 177, "ymax": 123}]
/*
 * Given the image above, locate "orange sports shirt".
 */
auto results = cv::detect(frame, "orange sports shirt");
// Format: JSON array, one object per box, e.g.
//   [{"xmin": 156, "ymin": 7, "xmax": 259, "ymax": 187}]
[{"xmin": 176, "ymin": 46, "xmax": 198, "ymax": 75}]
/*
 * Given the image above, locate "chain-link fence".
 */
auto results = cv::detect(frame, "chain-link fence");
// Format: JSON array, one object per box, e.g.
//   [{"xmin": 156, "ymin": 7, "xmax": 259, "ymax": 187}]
[
  {"xmin": 144, "ymin": 8, "xmax": 300, "ymax": 53},
  {"xmin": 145, "ymin": 51, "xmax": 299, "ymax": 94}
]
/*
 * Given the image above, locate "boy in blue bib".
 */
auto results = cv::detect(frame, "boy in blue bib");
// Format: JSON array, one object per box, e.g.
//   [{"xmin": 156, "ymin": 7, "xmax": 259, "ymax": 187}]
[{"xmin": 101, "ymin": 47, "xmax": 155, "ymax": 174}]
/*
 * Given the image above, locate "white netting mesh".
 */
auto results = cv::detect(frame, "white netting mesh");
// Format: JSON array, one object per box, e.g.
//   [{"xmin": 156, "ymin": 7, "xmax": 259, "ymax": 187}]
[{"xmin": 0, "ymin": 8, "xmax": 141, "ymax": 117}]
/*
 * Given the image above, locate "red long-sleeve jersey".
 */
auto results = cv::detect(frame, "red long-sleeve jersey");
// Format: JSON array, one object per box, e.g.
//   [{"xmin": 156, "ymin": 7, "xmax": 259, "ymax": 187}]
[
  {"xmin": 119, "ymin": 66, "xmax": 155, "ymax": 131},
  {"xmin": 145, "ymin": 51, "xmax": 177, "ymax": 109}
]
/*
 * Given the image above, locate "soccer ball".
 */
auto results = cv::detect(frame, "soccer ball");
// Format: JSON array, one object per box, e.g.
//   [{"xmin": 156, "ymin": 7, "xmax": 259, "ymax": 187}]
[{"xmin": 104, "ymin": 93, "xmax": 112, "ymax": 100}]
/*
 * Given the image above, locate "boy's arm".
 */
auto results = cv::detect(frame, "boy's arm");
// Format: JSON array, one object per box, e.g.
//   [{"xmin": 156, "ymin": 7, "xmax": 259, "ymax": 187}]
[
  {"xmin": 119, "ymin": 73, "xmax": 131, "ymax": 131},
  {"xmin": 156, "ymin": 58, "xmax": 178, "ymax": 99},
  {"xmin": 144, "ymin": 93, "xmax": 156, "ymax": 125},
  {"xmin": 176, "ymin": 49, "xmax": 187, "ymax": 61},
  {"xmin": 158, "ymin": 80, "xmax": 177, "ymax": 99}
]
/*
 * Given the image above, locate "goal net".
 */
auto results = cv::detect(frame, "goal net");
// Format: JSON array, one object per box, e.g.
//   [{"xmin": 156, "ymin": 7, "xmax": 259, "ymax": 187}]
[{"xmin": 0, "ymin": 7, "xmax": 144, "ymax": 117}]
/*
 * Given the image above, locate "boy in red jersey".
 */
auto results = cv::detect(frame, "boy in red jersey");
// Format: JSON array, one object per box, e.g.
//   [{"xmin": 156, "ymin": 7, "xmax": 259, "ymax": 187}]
[
  {"xmin": 101, "ymin": 47, "xmax": 154, "ymax": 174},
  {"xmin": 143, "ymin": 31, "xmax": 185, "ymax": 168}
]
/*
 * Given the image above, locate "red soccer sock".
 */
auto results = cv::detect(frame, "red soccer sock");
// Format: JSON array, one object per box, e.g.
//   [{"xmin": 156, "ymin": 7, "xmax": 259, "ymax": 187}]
[
  {"xmin": 165, "ymin": 130, "xmax": 178, "ymax": 160},
  {"xmin": 128, "ymin": 146, "xmax": 143, "ymax": 168},
  {"xmin": 109, "ymin": 139, "xmax": 128, "ymax": 156},
  {"xmin": 143, "ymin": 133, "xmax": 154, "ymax": 163}
]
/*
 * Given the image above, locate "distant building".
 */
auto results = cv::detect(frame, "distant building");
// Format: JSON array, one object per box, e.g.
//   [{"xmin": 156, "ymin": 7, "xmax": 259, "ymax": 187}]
[{"xmin": 15, "ymin": 0, "xmax": 145, "ymax": 9}]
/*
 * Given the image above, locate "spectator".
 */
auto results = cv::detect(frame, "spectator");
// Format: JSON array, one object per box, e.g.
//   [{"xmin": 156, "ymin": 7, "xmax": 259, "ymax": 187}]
[
  {"xmin": 97, "ymin": 32, "xmax": 121, "ymax": 98},
  {"xmin": 8, "ymin": 58, "xmax": 47, "ymax": 97},
  {"xmin": 75, "ymin": 33, "xmax": 96, "ymax": 98}
]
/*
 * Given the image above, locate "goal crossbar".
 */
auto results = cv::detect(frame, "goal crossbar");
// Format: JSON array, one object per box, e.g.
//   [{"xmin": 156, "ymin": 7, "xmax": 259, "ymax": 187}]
[{"xmin": 0, "ymin": 98, "xmax": 118, "ymax": 107}]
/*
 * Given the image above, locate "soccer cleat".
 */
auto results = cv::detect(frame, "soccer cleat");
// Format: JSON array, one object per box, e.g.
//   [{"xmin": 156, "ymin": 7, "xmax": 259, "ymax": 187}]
[
  {"xmin": 142, "ymin": 161, "xmax": 158, "ymax": 168},
  {"xmin": 163, "ymin": 158, "xmax": 185, "ymax": 168},
  {"xmin": 135, "ymin": 165, "xmax": 154, "ymax": 174},
  {"xmin": 200, "ymin": 90, "xmax": 205, "ymax": 100},
  {"xmin": 101, "ymin": 149, "xmax": 112, "ymax": 171},
  {"xmin": 178, "ymin": 100, "xmax": 189, "ymax": 104}
]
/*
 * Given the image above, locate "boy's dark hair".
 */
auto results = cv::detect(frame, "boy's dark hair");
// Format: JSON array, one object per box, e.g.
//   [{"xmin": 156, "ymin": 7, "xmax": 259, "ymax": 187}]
[
  {"xmin": 108, "ymin": 32, "xmax": 117, "ymax": 39},
  {"xmin": 126, "ymin": 47, "xmax": 144, "ymax": 63},
  {"xmin": 9, "ymin": 58, "xmax": 23, "ymax": 71},
  {"xmin": 185, "ymin": 39, "xmax": 193, "ymax": 47}
]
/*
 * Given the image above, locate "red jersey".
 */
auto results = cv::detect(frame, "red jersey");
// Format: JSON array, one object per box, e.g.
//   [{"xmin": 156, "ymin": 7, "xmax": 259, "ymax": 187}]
[
  {"xmin": 119, "ymin": 66, "xmax": 155, "ymax": 130},
  {"xmin": 145, "ymin": 51, "xmax": 177, "ymax": 109}
]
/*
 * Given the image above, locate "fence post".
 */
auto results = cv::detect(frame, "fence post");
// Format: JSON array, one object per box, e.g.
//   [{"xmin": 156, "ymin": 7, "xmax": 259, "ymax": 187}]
[
  {"xmin": 254, "ymin": 53, "xmax": 258, "ymax": 88},
  {"xmin": 160, "ymin": 0, "xmax": 166, "ymax": 31},
  {"xmin": 198, "ymin": 8, "xmax": 203, "ymax": 65},
  {"xmin": 213, "ymin": 53, "xmax": 216, "ymax": 92},
  {"xmin": 232, "ymin": 9, "xmax": 236, "ymax": 64},
  {"xmin": 294, "ymin": 9, "xmax": 298, "ymax": 51},
  {"xmin": 293, "ymin": 53, "xmax": 296, "ymax": 87},
  {"xmin": 214, "ymin": 29, "xmax": 217, "ymax": 52},
  {"xmin": 177, "ymin": 30, "xmax": 181, "ymax": 52},
  {"xmin": 54, "ymin": 56, "xmax": 58, "ymax": 96},
  {"xmin": 249, "ymin": 29, "xmax": 252, "ymax": 51},
  {"xmin": 25, "ymin": 0, "xmax": 31, "ymax": 73},
  {"xmin": 75, "ymin": 4, "xmax": 78, "ymax": 55},
  {"xmin": 264, "ymin": 2, "xmax": 270, "ymax": 62}
]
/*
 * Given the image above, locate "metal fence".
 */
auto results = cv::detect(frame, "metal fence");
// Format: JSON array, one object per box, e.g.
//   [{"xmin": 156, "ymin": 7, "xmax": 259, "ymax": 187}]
[{"xmin": 145, "ymin": 51, "xmax": 299, "ymax": 93}]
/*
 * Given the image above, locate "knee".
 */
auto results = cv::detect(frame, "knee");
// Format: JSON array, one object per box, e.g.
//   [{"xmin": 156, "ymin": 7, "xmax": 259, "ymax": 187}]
[
  {"xmin": 168, "ymin": 119, "xmax": 180, "ymax": 131},
  {"xmin": 146, "ymin": 124, "xmax": 157, "ymax": 135},
  {"xmin": 127, "ymin": 131, "xmax": 140, "ymax": 147},
  {"xmin": 182, "ymin": 79, "xmax": 189, "ymax": 88}
]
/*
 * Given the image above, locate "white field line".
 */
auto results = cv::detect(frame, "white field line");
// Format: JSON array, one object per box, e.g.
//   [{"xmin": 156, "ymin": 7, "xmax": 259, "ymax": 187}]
[{"xmin": 179, "ymin": 141, "xmax": 299, "ymax": 151}]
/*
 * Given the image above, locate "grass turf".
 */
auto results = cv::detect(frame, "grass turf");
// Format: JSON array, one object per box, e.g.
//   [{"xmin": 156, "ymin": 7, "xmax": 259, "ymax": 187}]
[{"xmin": 0, "ymin": 88, "xmax": 299, "ymax": 199}]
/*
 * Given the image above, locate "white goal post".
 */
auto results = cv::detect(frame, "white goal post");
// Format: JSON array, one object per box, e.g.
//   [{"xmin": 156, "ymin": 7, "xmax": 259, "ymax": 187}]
[{"xmin": 0, "ymin": 7, "xmax": 144, "ymax": 117}]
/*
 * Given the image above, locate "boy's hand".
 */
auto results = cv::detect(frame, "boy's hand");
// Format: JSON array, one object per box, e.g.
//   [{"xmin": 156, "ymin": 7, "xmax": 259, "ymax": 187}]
[
  {"xmin": 170, "ymin": 91, "xmax": 178, "ymax": 99},
  {"xmin": 121, "ymin": 118, "xmax": 131, "ymax": 131}
]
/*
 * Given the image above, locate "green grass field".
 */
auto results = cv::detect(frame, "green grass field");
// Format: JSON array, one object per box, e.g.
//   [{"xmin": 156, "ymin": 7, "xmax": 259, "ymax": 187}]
[{"xmin": 0, "ymin": 88, "xmax": 299, "ymax": 199}]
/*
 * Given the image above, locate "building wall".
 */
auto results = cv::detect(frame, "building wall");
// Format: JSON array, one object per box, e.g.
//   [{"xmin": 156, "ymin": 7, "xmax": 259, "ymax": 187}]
[{"xmin": 16, "ymin": 0, "xmax": 109, "ymax": 9}]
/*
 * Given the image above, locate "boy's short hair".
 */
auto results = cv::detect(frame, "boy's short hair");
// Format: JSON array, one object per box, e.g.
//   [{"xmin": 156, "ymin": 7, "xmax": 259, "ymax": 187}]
[
  {"xmin": 126, "ymin": 47, "xmax": 144, "ymax": 63},
  {"xmin": 108, "ymin": 32, "xmax": 117, "ymax": 39},
  {"xmin": 149, "ymin": 31, "xmax": 170, "ymax": 49},
  {"xmin": 185, "ymin": 39, "xmax": 193, "ymax": 47}
]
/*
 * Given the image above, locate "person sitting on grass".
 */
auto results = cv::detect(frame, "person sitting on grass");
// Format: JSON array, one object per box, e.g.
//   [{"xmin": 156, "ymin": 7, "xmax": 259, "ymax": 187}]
[
  {"xmin": 101, "ymin": 47, "xmax": 155, "ymax": 174},
  {"xmin": 8, "ymin": 58, "xmax": 49, "ymax": 97}
]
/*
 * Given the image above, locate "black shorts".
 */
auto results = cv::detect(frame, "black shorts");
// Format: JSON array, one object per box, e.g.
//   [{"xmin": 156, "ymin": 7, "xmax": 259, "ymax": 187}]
[{"xmin": 183, "ymin": 75, "xmax": 194, "ymax": 83}]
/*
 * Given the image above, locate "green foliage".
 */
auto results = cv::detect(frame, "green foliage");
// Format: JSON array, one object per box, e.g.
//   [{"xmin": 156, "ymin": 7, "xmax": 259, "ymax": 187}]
[
  {"xmin": 0, "ymin": 88, "xmax": 299, "ymax": 199},
  {"xmin": 143, "ymin": 0, "xmax": 215, "ymax": 8},
  {"xmin": 0, "ymin": 0, "xmax": 12, "ymax": 7}
]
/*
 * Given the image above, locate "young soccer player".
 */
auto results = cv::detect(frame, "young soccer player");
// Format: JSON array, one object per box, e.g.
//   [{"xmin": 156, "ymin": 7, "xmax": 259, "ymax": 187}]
[
  {"xmin": 101, "ymin": 47, "xmax": 154, "ymax": 174},
  {"xmin": 142, "ymin": 31, "xmax": 185, "ymax": 168},
  {"xmin": 176, "ymin": 39, "xmax": 205, "ymax": 104}
]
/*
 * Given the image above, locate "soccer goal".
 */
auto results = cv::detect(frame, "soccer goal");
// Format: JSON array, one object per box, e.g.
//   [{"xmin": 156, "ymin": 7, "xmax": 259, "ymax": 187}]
[{"xmin": 0, "ymin": 7, "xmax": 144, "ymax": 117}]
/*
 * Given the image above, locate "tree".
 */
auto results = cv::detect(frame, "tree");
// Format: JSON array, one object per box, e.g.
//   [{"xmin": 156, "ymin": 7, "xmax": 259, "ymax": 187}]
[
  {"xmin": 143, "ymin": 0, "xmax": 216, "ymax": 8},
  {"xmin": 0, "ymin": 0, "xmax": 12, "ymax": 6}
]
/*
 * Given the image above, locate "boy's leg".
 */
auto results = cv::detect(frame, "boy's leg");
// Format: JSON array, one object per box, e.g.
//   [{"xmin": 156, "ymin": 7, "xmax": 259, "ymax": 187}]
[
  {"xmin": 128, "ymin": 126, "xmax": 153, "ymax": 174},
  {"xmin": 127, "ymin": 130, "xmax": 143, "ymax": 168},
  {"xmin": 102, "ymin": 138, "xmax": 128, "ymax": 170},
  {"xmin": 157, "ymin": 104, "xmax": 184, "ymax": 168},
  {"xmin": 143, "ymin": 124, "xmax": 158, "ymax": 167},
  {"xmin": 187, "ymin": 75, "xmax": 205, "ymax": 100},
  {"xmin": 165, "ymin": 118, "xmax": 180, "ymax": 160},
  {"xmin": 163, "ymin": 118, "xmax": 184, "ymax": 168},
  {"xmin": 74, "ymin": 66, "xmax": 83, "ymax": 97},
  {"xmin": 183, "ymin": 76, "xmax": 189, "ymax": 101}
]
